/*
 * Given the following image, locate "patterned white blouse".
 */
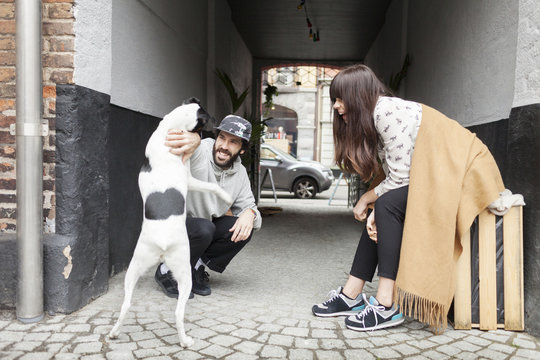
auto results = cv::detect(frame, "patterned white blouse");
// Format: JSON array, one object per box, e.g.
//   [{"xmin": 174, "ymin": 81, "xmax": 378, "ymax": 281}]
[{"xmin": 373, "ymin": 96, "xmax": 422, "ymax": 197}]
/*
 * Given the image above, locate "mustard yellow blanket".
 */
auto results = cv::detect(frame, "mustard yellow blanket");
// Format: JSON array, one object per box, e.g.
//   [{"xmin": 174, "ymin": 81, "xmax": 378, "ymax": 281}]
[{"xmin": 391, "ymin": 105, "xmax": 504, "ymax": 331}]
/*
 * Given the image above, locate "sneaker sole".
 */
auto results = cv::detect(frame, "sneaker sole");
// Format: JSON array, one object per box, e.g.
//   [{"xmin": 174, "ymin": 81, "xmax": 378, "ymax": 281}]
[
  {"xmin": 345, "ymin": 316, "xmax": 405, "ymax": 331},
  {"xmin": 312, "ymin": 306, "xmax": 366, "ymax": 318}
]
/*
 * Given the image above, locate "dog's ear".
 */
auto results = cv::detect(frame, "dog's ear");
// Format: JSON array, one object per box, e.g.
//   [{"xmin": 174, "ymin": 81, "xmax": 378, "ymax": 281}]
[{"xmin": 182, "ymin": 97, "xmax": 201, "ymax": 105}]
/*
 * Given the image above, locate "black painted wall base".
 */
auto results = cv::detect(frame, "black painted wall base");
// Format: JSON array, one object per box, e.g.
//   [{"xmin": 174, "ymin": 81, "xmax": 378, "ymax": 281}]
[{"xmin": 468, "ymin": 103, "xmax": 540, "ymax": 337}]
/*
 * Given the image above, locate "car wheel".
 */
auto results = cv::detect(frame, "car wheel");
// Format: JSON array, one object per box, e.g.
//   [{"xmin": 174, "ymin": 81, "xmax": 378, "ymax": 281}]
[{"xmin": 293, "ymin": 177, "xmax": 318, "ymax": 199}]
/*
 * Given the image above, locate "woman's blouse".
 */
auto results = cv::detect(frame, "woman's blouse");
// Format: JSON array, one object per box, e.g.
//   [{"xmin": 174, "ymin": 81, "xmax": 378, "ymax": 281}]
[{"xmin": 373, "ymin": 96, "xmax": 422, "ymax": 197}]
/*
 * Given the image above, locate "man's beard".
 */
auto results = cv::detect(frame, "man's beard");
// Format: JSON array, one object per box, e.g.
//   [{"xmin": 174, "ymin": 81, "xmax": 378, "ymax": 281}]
[{"xmin": 212, "ymin": 145, "xmax": 241, "ymax": 169}]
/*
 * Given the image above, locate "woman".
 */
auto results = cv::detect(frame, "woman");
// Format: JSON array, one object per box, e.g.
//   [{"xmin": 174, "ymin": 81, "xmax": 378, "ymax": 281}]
[{"xmin": 312, "ymin": 64, "xmax": 504, "ymax": 332}]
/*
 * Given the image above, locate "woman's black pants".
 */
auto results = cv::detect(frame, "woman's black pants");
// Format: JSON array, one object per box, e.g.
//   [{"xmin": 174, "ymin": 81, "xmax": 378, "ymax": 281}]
[
  {"xmin": 187, "ymin": 216, "xmax": 252, "ymax": 273},
  {"xmin": 350, "ymin": 185, "xmax": 408, "ymax": 281}
]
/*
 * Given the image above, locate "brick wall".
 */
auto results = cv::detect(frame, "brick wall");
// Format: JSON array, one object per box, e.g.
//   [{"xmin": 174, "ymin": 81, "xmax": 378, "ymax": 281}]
[{"xmin": 0, "ymin": 0, "xmax": 74, "ymax": 232}]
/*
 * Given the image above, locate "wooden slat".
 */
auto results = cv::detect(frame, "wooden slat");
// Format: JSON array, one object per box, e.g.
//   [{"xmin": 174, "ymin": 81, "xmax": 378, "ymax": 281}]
[
  {"xmin": 503, "ymin": 206, "xmax": 525, "ymax": 331},
  {"xmin": 454, "ymin": 229, "xmax": 472, "ymax": 329},
  {"xmin": 478, "ymin": 210, "xmax": 497, "ymax": 330}
]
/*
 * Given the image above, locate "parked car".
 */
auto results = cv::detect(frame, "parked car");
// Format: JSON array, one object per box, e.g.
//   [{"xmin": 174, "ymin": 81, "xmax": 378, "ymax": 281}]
[{"xmin": 259, "ymin": 143, "xmax": 334, "ymax": 199}]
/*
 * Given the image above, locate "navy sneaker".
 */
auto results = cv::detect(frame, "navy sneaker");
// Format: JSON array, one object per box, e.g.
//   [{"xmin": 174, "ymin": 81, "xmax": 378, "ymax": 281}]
[
  {"xmin": 312, "ymin": 287, "xmax": 366, "ymax": 317},
  {"xmin": 345, "ymin": 295, "xmax": 404, "ymax": 331},
  {"xmin": 154, "ymin": 265, "xmax": 194, "ymax": 299}
]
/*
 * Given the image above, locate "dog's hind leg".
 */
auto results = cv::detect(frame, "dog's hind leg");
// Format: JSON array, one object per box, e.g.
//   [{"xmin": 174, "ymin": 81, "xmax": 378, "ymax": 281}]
[
  {"xmin": 109, "ymin": 241, "xmax": 159, "ymax": 339},
  {"xmin": 163, "ymin": 249, "xmax": 194, "ymax": 348}
]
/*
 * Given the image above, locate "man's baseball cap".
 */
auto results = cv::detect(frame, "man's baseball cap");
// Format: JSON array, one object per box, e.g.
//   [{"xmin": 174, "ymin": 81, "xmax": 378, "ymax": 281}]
[{"xmin": 215, "ymin": 115, "xmax": 252, "ymax": 142}]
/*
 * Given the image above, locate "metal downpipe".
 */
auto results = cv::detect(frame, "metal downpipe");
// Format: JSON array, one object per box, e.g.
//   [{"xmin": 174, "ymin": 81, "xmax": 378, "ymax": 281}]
[{"xmin": 15, "ymin": 0, "xmax": 44, "ymax": 323}]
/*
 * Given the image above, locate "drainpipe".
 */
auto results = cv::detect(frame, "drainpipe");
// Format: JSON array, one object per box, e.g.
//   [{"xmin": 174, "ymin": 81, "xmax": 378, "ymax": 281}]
[{"xmin": 13, "ymin": 0, "xmax": 45, "ymax": 323}]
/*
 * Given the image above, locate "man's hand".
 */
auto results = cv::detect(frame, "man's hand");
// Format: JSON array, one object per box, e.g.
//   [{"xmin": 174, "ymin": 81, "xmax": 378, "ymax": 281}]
[
  {"xmin": 366, "ymin": 209, "xmax": 377, "ymax": 243},
  {"xmin": 165, "ymin": 129, "xmax": 201, "ymax": 163},
  {"xmin": 229, "ymin": 210, "xmax": 255, "ymax": 242}
]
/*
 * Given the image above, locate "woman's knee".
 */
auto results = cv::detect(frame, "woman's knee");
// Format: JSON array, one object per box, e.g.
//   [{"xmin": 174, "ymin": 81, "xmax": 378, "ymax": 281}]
[{"xmin": 374, "ymin": 186, "xmax": 408, "ymax": 216}]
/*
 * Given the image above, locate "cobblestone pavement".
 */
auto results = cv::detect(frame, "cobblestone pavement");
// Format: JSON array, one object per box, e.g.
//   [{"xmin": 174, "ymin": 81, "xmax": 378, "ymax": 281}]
[{"xmin": 1, "ymin": 184, "xmax": 539, "ymax": 359}]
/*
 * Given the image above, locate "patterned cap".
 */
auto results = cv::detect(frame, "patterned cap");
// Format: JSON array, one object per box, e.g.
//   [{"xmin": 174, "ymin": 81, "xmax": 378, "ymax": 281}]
[{"xmin": 215, "ymin": 115, "xmax": 252, "ymax": 142}]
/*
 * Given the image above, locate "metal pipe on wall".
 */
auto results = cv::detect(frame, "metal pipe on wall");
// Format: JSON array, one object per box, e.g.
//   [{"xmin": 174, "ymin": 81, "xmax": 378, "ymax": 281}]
[{"xmin": 15, "ymin": 0, "xmax": 44, "ymax": 323}]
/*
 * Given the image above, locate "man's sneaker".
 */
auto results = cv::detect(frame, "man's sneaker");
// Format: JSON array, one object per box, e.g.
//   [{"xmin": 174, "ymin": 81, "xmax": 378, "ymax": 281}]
[
  {"xmin": 312, "ymin": 287, "xmax": 366, "ymax": 317},
  {"xmin": 192, "ymin": 266, "xmax": 211, "ymax": 296},
  {"xmin": 155, "ymin": 265, "xmax": 194, "ymax": 299},
  {"xmin": 345, "ymin": 295, "xmax": 404, "ymax": 331}
]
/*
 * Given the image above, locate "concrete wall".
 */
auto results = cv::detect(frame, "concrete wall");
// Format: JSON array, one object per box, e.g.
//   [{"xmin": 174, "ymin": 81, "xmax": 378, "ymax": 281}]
[{"xmin": 513, "ymin": 0, "xmax": 540, "ymax": 107}]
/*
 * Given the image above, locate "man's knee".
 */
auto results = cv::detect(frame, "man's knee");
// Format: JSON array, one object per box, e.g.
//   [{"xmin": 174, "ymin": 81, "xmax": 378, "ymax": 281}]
[{"xmin": 187, "ymin": 218, "xmax": 216, "ymax": 243}]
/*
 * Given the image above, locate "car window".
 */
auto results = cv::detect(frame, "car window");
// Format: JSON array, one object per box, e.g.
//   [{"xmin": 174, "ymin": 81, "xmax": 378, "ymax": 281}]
[{"xmin": 261, "ymin": 147, "xmax": 279, "ymax": 161}]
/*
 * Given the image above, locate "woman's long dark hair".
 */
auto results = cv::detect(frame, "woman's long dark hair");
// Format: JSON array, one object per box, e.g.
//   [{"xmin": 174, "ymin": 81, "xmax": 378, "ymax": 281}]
[{"xmin": 330, "ymin": 64, "xmax": 390, "ymax": 182}]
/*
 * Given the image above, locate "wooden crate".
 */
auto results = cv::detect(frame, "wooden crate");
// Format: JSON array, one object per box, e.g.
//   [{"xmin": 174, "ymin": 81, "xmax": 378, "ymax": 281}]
[{"xmin": 453, "ymin": 206, "xmax": 524, "ymax": 330}]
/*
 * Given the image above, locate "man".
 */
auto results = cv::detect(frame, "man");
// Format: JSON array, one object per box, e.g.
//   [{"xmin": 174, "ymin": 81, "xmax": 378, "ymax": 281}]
[{"xmin": 155, "ymin": 115, "xmax": 262, "ymax": 298}]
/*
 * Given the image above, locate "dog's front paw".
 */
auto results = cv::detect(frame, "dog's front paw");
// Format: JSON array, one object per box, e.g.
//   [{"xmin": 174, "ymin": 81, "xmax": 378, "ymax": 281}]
[
  {"xmin": 180, "ymin": 335, "xmax": 194, "ymax": 348},
  {"xmin": 108, "ymin": 329, "xmax": 120, "ymax": 339}
]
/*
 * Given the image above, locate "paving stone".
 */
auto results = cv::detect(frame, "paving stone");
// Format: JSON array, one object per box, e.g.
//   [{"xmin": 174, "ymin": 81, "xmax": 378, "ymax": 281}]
[
  {"xmin": 408, "ymin": 339, "xmax": 437, "ymax": 349},
  {"xmin": 368, "ymin": 336, "xmax": 397, "ymax": 346},
  {"xmin": 171, "ymin": 350, "xmax": 203, "ymax": 360},
  {"xmin": 0, "ymin": 351, "xmax": 24, "ymax": 360},
  {"xmin": 343, "ymin": 349, "xmax": 376, "ymax": 360},
  {"xmin": 276, "ymin": 318, "xmax": 299, "ymax": 327},
  {"xmin": 235, "ymin": 319, "xmax": 258, "ymax": 329},
  {"xmin": 421, "ymin": 350, "xmax": 451, "ymax": 360},
  {"xmin": 260, "ymin": 344, "xmax": 287, "ymax": 358},
  {"xmin": 157, "ymin": 345, "xmax": 183, "ymax": 355},
  {"xmin": 233, "ymin": 340, "xmax": 263, "ymax": 355},
  {"xmin": 187, "ymin": 327, "xmax": 218, "ymax": 340},
  {"xmin": 387, "ymin": 332, "xmax": 415, "ymax": 342},
  {"xmin": 428, "ymin": 335, "xmax": 454, "ymax": 344},
  {"xmin": 134, "ymin": 348, "xmax": 161, "ymax": 358},
  {"xmin": 209, "ymin": 334, "xmax": 242, "ymax": 347},
  {"xmin": 129, "ymin": 330, "xmax": 154, "ymax": 341},
  {"xmin": 74, "ymin": 334, "xmax": 101, "ymax": 343},
  {"xmin": 216, "ymin": 316, "xmax": 241, "ymax": 324},
  {"xmin": 268, "ymin": 334, "xmax": 294, "ymax": 347},
  {"xmin": 199, "ymin": 344, "xmax": 233, "ymax": 358},
  {"xmin": 393, "ymin": 343, "xmax": 422, "ymax": 355},
  {"xmin": 108, "ymin": 342, "xmax": 137, "ymax": 351},
  {"xmin": 435, "ymin": 344, "xmax": 461, "ymax": 357},
  {"xmin": 224, "ymin": 352, "xmax": 259, "ymax": 360},
  {"xmin": 54, "ymin": 354, "xmax": 80, "ymax": 360},
  {"xmin": 281, "ymin": 326, "xmax": 308, "ymax": 337},
  {"xmin": 294, "ymin": 338, "xmax": 319, "ymax": 349},
  {"xmin": 476, "ymin": 348, "xmax": 511, "ymax": 360},
  {"xmin": 210, "ymin": 323, "xmax": 238, "ymax": 333},
  {"xmin": 315, "ymin": 350, "xmax": 344, "ymax": 360},
  {"xmin": 257, "ymin": 323, "xmax": 284, "ymax": 332},
  {"xmin": 73, "ymin": 342, "xmax": 103, "ymax": 354},
  {"xmin": 5, "ymin": 323, "xmax": 36, "ymax": 331},
  {"xmin": 515, "ymin": 348, "xmax": 540, "ymax": 358},
  {"xmin": 12, "ymin": 341, "xmax": 42, "ymax": 352},
  {"xmin": 309, "ymin": 319, "xmax": 337, "ymax": 329},
  {"xmin": 256, "ymin": 332, "xmax": 270, "ymax": 343},
  {"xmin": 453, "ymin": 351, "xmax": 479, "ymax": 360},
  {"xmin": 1, "ymin": 331, "xmax": 25, "ymax": 342},
  {"xmin": 44, "ymin": 343, "xmax": 64, "ymax": 353},
  {"xmin": 311, "ymin": 329, "xmax": 337, "ymax": 338},
  {"xmin": 63, "ymin": 324, "xmax": 92, "ymax": 333},
  {"xmin": 289, "ymin": 348, "xmax": 314, "ymax": 360},
  {"xmin": 230, "ymin": 328, "xmax": 258, "ymax": 340},
  {"xmin": 186, "ymin": 339, "xmax": 210, "ymax": 352},
  {"xmin": 480, "ymin": 332, "xmax": 511, "ymax": 343},
  {"xmin": 0, "ymin": 342, "xmax": 13, "ymax": 350},
  {"xmin": 513, "ymin": 337, "xmax": 537, "ymax": 349},
  {"xmin": 487, "ymin": 342, "xmax": 517, "ymax": 354},
  {"xmin": 320, "ymin": 338, "xmax": 346, "ymax": 350},
  {"xmin": 368, "ymin": 347, "xmax": 402, "ymax": 359},
  {"xmin": 81, "ymin": 355, "xmax": 106, "ymax": 360},
  {"xmin": 451, "ymin": 340, "xmax": 482, "ymax": 352},
  {"xmin": 138, "ymin": 338, "xmax": 166, "ymax": 348},
  {"xmin": 345, "ymin": 339, "xmax": 374, "ymax": 348},
  {"xmin": 19, "ymin": 352, "xmax": 55, "ymax": 360}
]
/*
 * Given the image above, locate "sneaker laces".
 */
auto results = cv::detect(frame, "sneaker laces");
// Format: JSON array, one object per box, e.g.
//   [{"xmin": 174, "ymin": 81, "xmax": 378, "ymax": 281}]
[
  {"xmin": 322, "ymin": 288, "xmax": 341, "ymax": 306},
  {"xmin": 354, "ymin": 296, "xmax": 386, "ymax": 329}
]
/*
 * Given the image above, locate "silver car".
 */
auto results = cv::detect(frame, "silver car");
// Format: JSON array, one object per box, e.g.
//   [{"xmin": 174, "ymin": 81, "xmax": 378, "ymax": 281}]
[{"xmin": 259, "ymin": 143, "xmax": 334, "ymax": 199}]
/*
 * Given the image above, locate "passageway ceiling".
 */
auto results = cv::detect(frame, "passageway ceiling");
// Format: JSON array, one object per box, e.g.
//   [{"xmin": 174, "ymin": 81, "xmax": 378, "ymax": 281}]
[{"xmin": 227, "ymin": 0, "xmax": 391, "ymax": 63}]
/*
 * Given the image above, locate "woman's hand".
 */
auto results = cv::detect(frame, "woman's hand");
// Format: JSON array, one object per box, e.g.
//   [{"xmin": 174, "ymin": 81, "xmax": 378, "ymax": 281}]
[
  {"xmin": 366, "ymin": 210, "xmax": 377, "ymax": 243},
  {"xmin": 229, "ymin": 210, "xmax": 255, "ymax": 242},
  {"xmin": 165, "ymin": 130, "xmax": 201, "ymax": 163},
  {"xmin": 353, "ymin": 198, "xmax": 369, "ymax": 221}
]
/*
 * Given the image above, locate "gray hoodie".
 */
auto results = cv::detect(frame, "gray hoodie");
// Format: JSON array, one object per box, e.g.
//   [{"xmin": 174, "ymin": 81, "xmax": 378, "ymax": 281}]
[{"xmin": 186, "ymin": 138, "xmax": 262, "ymax": 230}]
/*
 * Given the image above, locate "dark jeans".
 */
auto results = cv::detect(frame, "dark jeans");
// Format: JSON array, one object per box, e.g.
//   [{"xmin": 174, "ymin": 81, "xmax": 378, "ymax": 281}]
[
  {"xmin": 350, "ymin": 185, "xmax": 408, "ymax": 281},
  {"xmin": 187, "ymin": 216, "xmax": 252, "ymax": 273}
]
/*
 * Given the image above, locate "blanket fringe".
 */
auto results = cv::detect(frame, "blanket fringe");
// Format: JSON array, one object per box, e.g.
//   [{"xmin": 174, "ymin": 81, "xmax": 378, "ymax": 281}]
[{"xmin": 395, "ymin": 287, "xmax": 448, "ymax": 334}]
